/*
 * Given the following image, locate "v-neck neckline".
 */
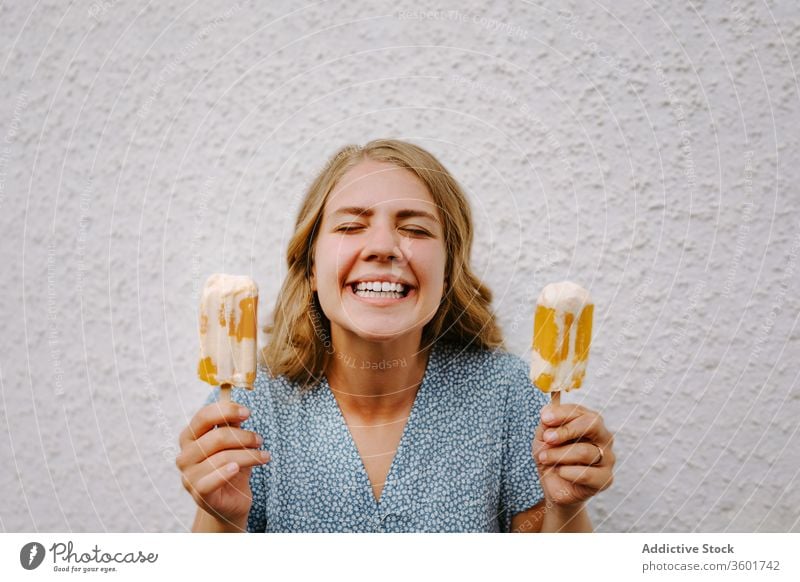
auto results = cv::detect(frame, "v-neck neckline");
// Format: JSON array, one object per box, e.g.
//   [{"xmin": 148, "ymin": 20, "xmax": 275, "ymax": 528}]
[{"xmin": 322, "ymin": 343, "xmax": 440, "ymax": 508}]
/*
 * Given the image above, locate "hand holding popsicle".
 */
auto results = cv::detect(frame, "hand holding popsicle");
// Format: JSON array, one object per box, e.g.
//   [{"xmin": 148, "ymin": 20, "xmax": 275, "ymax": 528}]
[
  {"xmin": 533, "ymin": 403, "xmax": 615, "ymax": 506},
  {"xmin": 530, "ymin": 282, "xmax": 615, "ymax": 506},
  {"xmin": 176, "ymin": 403, "xmax": 269, "ymax": 526},
  {"xmin": 176, "ymin": 274, "xmax": 268, "ymax": 529}
]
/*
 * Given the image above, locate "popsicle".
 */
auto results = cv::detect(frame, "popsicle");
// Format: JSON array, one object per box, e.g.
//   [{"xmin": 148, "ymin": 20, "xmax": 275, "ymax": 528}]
[
  {"xmin": 197, "ymin": 274, "xmax": 259, "ymax": 402},
  {"xmin": 531, "ymin": 281, "xmax": 593, "ymax": 405}
]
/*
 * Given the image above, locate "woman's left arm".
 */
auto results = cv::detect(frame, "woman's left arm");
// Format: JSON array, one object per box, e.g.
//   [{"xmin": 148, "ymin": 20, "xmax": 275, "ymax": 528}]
[{"xmin": 511, "ymin": 404, "xmax": 615, "ymax": 533}]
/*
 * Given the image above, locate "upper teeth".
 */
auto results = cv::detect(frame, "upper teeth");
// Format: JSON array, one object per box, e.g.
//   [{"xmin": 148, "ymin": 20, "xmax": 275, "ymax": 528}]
[{"xmin": 355, "ymin": 281, "xmax": 406, "ymax": 292}]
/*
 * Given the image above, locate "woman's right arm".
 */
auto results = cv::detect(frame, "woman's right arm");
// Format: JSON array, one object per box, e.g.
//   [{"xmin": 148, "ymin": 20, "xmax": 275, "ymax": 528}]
[{"xmin": 176, "ymin": 401, "xmax": 270, "ymax": 532}]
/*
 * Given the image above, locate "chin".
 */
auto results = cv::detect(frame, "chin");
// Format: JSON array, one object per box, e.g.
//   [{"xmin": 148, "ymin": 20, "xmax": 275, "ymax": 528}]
[
  {"xmin": 341, "ymin": 317, "xmax": 423, "ymax": 343},
  {"xmin": 352, "ymin": 328, "xmax": 413, "ymax": 343}
]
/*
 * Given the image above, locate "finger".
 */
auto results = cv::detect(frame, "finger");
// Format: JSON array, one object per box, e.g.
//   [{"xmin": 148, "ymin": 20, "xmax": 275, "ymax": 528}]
[
  {"xmin": 179, "ymin": 402, "xmax": 251, "ymax": 447},
  {"xmin": 189, "ymin": 449, "xmax": 271, "ymax": 496},
  {"xmin": 193, "ymin": 463, "xmax": 251, "ymax": 498},
  {"xmin": 592, "ymin": 438, "xmax": 615, "ymax": 468},
  {"xmin": 201, "ymin": 448, "xmax": 271, "ymax": 474},
  {"xmin": 177, "ymin": 427, "xmax": 263, "ymax": 468},
  {"xmin": 533, "ymin": 422, "xmax": 558, "ymax": 457},
  {"xmin": 541, "ymin": 411, "xmax": 612, "ymax": 446},
  {"xmin": 540, "ymin": 404, "xmax": 589, "ymax": 427},
  {"xmin": 535, "ymin": 421, "xmax": 545, "ymax": 444},
  {"xmin": 557, "ymin": 465, "xmax": 614, "ymax": 491},
  {"xmin": 532, "ymin": 419, "xmax": 567, "ymax": 457},
  {"xmin": 533, "ymin": 423, "xmax": 555, "ymax": 459},
  {"xmin": 536, "ymin": 442, "xmax": 602, "ymax": 466}
]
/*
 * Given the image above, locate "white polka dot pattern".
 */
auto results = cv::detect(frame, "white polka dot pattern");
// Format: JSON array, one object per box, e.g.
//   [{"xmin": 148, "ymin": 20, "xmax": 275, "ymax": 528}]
[{"xmin": 203, "ymin": 341, "xmax": 547, "ymax": 532}]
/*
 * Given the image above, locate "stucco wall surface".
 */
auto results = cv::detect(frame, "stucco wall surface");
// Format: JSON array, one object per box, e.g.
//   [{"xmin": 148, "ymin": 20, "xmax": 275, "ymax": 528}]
[{"xmin": 0, "ymin": 0, "xmax": 798, "ymax": 531}]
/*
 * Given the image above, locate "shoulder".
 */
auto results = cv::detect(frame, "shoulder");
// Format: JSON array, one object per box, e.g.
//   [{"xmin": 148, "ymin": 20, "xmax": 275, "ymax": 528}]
[
  {"xmin": 432, "ymin": 342, "xmax": 545, "ymax": 414},
  {"xmin": 248, "ymin": 364, "xmax": 325, "ymax": 412},
  {"xmin": 434, "ymin": 341, "xmax": 534, "ymax": 390}
]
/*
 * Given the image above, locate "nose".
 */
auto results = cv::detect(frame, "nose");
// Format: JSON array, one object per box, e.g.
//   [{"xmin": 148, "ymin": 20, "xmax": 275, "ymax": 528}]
[{"xmin": 361, "ymin": 221, "xmax": 405, "ymax": 263}]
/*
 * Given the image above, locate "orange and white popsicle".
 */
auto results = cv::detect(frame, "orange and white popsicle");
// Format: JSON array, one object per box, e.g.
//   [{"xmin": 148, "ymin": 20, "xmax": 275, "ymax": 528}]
[
  {"xmin": 531, "ymin": 281, "xmax": 593, "ymax": 403},
  {"xmin": 198, "ymin": 274, "xmax": 258, "ymax": 401}
]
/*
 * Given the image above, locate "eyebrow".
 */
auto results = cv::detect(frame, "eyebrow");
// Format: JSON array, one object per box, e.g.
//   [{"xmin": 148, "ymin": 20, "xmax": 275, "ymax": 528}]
[{"xmin": 332, "ymin": 206, "xmax": 440, "ymax": 223}]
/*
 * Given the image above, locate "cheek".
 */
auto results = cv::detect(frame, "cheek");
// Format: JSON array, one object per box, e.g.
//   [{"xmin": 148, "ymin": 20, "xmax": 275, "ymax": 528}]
[
  {"xmin": 414, "ymin": 243, "xmax": 447, "ymax": 277},
  {"xmin": 413, "ymin": 243, "xmax": 447, "ymax": 284},
  {"xmin": 315, "ymin": 237, "xmax": 359, "ymax": 287}
]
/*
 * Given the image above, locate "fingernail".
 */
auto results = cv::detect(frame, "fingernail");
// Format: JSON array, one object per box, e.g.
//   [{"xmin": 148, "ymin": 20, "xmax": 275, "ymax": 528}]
[
  {"xmin": 255, "ymin": 434, "xmax": 263, "ymax": 446},
  {"xmin": 260, "ymin": 451, "xmax": 271, "ymax": 461},
  {"xmin": 238, "ymin": 406, "xmax": 250, "ymax": 419},
  {"xmin": 225, "ymin": 462, "xmax": 238, "ymax": 473},
  {"xmin": 545, "ymin": 430, "xmax": 558, "ymax": 442},
  {"xmin": 541, "ymin": 410, "xmax": 554, "ymax": 423},
  {"xmin": 539, "ymin": 451, "xmax": 547, "ymax": 462}
]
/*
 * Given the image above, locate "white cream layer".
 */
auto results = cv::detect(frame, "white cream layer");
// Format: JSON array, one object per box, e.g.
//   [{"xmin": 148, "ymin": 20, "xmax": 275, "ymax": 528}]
[{"xmin": 537, "ymin": 281, "xmax": 592, "ymax": 314}]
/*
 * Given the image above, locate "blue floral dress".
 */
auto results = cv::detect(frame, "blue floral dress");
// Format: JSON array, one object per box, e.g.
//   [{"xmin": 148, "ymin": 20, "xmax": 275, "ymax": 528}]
[{"xmin": 203, "ymin": 341, "xmax": 547, "ymax": 532}]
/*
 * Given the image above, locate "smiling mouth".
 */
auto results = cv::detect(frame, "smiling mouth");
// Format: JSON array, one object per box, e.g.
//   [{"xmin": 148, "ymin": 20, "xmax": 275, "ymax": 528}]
[{"xmin": 346, "ymin": 283, "xmax": 413, "ymax": 301}]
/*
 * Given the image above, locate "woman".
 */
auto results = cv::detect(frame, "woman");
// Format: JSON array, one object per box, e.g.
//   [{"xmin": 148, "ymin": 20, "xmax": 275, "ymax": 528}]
[{"xmin": 177, "ymin": 139, "xmax": 615, "ymax": 532}]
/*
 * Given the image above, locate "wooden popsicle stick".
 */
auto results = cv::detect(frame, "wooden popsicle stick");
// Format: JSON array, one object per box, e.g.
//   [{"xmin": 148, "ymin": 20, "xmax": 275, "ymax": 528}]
[{"xmin": 551, "ymin": 391, "xmax": 561, "ymax": 406}]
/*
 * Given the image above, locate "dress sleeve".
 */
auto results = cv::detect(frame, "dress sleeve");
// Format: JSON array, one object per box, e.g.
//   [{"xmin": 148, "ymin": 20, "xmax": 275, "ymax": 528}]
[
  {"xmin": 202, "ymin": 386, "xmax": 267, "ymax": 533},
  {"xmin": 498, "ymin": 355, "xmax": 548, "ymax": 532}
]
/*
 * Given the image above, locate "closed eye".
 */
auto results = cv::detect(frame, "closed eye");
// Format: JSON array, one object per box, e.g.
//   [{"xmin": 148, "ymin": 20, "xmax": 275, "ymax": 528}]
[
  {"xmin": 335, "ymin": 225, "xmax": 431, "ymax": 236},
  {"xmin": 402, "ymin": 227, "xmax": 430, "ymax": 236},
  {"xmin": 335, "ymin": 224, "xmax": 364, "ymax": 232}
]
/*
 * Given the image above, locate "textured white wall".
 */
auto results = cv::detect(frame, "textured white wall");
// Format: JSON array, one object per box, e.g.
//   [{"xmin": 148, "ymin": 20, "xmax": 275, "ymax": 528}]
[{"xmin": 1, "ymin": 0, "xmax": 798, "ymax": 532}]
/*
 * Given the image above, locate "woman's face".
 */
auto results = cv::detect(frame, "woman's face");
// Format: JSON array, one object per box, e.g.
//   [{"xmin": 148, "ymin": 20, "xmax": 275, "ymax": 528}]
[{"xmin": 311, "ymin": 159, "xmax": 447, "ymax": 344}]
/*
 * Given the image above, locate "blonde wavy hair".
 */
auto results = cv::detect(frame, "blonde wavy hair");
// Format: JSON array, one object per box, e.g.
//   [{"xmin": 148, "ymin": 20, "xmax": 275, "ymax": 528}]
[{"xmin": 262, "ymin": 138, "xmax": 505, "ymax": 387}]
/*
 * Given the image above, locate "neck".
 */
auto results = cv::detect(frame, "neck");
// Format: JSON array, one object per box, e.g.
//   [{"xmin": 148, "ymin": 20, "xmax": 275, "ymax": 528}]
[{"xmin": 325, "ymin": 328, "xmax": 431, "ymax": 420}]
